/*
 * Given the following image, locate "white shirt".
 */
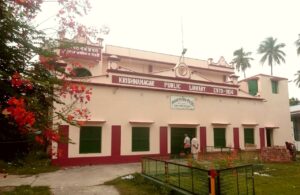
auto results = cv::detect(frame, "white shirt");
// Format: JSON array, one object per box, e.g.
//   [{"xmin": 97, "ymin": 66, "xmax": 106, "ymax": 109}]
[
  {"xmin": 184, "ymin": 136, "xmax": 191, "ymax": 148},
  {"xmin": 191, "ymin": 137, "xmax": 199, "ymax": 154}
]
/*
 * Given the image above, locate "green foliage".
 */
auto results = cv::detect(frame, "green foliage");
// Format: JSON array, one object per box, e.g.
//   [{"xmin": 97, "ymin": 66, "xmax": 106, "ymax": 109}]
[
  {"xmin": 0, "ymin": 185, "xmax": 51, "ymax": 195},
  {"xmin": 0, "ymin": 0, "xmax": 64, "ymax": 160},
  {"xmin": 295, "ymin": 34, "xmax": 300, "ymax": 56},
  {"xmin": 231, "ymin": 48, "xmax": 253, "ymax": 78},
  {"xmin": 255, "ymin": 162, "xmax": 300, "ymax": 195},
  {"xmin": 257, "ymin": 37, "xmax": 286, "ymax": 76},
  {"xmin": 290, "ymin": 97, "xmax": 300, "ymax": 106},
  {"xmin": 0, "ymin": 151, "xmax": 59, "ymax": 175}
]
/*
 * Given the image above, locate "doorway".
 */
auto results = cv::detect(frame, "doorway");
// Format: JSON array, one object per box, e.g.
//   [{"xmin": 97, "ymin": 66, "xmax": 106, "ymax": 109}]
[
  {"xmin": 266, "ymin": 128, "xmax": 273, "ymax": 147},
  {"xmin": 171, "ymin": 127, "xmax": 196, "ymax": 155}
]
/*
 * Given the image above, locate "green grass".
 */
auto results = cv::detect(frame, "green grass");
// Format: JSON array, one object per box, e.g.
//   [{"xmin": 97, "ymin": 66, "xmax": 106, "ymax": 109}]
[
  {"xmin": 255, "ymin": 162, "xmax": 300, "ymax": 195},
  {"xmin": 0, "ymin": 185, "xmax": 51, "ymax": 195},
  {"xmin": 108, "ymin": 162, "xmax": 300, "ymax": 195},
  {"xmin": 0, "ymin": 159, "xmax": 59, "ymax": 175},
  {"xmin": 0, "ymin": 151, "xmax": 59, "ymax": 175}
]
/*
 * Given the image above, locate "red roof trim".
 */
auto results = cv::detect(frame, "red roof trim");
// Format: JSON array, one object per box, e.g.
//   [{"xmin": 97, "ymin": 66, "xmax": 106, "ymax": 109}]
[
  {"xmin": 107, "ymin": 69, "xmax": 239, "ymax": 88},
  {"xmin": 71, "ymin": 80, "xmax": 264, "ymax": 101}
]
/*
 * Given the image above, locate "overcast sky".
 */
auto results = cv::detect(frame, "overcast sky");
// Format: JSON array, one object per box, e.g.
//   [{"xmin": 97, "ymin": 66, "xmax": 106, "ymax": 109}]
[{"xmin": 38, "ymin": 0, "xmax": 300, "ymax": 99}]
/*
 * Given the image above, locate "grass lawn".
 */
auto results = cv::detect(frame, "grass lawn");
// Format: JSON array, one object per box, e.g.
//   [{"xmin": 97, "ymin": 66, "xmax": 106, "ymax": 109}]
[
  {"xmin": 0, "ymin": 185, "xmax": 51, "ymax": 195},
  {"xmin": 106, "ymin": 162, "xmax": 300, "ymax": 195},
  {"xmin": 0, "ymin": 159, "xmax": 59, "ymax": 175},
  {"xmin": 255, "ymin": 162, "xmax": 300, "ymax": 195},
  {"xmin": 0, "ymin": 151, "xmax": 59, "ymax": 175}
]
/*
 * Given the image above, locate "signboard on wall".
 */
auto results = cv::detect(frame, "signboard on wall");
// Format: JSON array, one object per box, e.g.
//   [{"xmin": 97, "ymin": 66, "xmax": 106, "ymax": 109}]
[
  {"xmin": 171, "ymin": 96, "xmax": 195, "ymax": 110},
  {"xmin": 60, "ymin": 45, "xmax": 101, "ymax": 60},
  {"xmin": 112, "ymin": 75, "xmax": 238, "ymax": 96}
]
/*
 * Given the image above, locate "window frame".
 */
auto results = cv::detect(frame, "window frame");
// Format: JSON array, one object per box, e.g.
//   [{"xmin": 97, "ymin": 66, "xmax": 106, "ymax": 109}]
[
  {"xmin": 79, "ymin": 126, "xmax": 102, "ymax": 154},
  {"xmin": 271, "ymin": 80, "xmax": 278, "ymax": 94},
  {"xmin": 72, "ymin": 67, "xmax": 92, "ymax": 77},
  {"xmin": 132, "ymin": 127, "xmax": 150, "ymax": 152},
  {"xmin": 244, "ymin": 128, "xmax": 254, "ymax": 145},
  {"xmin": 213, "ymin": 128, "xmax": 226, "ymax": 148},
  {"xmin": 248, "ymin": 79, "xmax": 258, "ymax": 96}
]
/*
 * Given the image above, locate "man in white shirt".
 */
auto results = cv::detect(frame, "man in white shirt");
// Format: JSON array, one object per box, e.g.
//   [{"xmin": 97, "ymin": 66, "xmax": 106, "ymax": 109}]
[
  {"xmin": 183, "ymin": 134, "xmax": 191, "ymax": 155},
  {"xmin": 191, "ymin": 136, "xmax": 199, "ymax": 160}
]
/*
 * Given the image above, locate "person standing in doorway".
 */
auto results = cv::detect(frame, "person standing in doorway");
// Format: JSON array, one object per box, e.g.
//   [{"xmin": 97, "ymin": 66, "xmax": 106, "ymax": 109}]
[
  {"xmin": 183, "ymin": 134, "xmax": 191, "ymax": 155},
  {"xmin": 191, "ymin": 136, "xmax": 199, "ymax": 160}
]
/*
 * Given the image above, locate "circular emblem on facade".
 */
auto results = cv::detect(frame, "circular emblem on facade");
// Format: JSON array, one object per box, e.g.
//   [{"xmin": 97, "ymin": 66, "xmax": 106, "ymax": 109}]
[
  {"xmin": 178, "ymin": 64, "xmax": 188, "ymax": 76},
  {"xmin": 175, "ymin": 62, "xmax": 190, "ymax": 78}
]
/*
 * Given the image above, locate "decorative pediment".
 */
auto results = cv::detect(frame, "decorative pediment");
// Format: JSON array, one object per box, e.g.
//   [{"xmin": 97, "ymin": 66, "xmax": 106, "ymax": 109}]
[
  {"xmin": 208, "ymin": 56, "xmax": 233, "ymax": 68},
  {"xmin": 174, "ymin": 62, "xmax": 191, "ymax": 79},
  {"xmin": 217, "ymin": 56, "xmax": 229, "ymax": 66}
]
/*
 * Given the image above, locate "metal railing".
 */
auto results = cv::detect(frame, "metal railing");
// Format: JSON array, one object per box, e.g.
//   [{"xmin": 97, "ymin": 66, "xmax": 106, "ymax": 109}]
[
  {"xmin": 216, "ymin": 164, "xmax": 255, "ymax": 195},
  {"xmin": 142, "ymin": 157, "xmax": 210, "ymax": 194},
  {"xmin": 141, "ymin": 157, "xmax": 255, "ymax": 195}
]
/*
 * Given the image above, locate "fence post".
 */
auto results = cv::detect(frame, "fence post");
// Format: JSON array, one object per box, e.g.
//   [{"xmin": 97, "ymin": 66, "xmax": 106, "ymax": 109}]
[
  {"xmin": 141, "ymin": 158, "xmax": 144, "ymax": 174},
  {"xmin": 165, "ymin": 161, "xmax": 169, "ymax": 183},
  {"xmin": 216, "ymin": 170, "xmax": 221, "ymax": 195},
  {"xmin": 209, "ymin": 169, "xmax": 217, "ymax": 195},
  {"xmin": 191, "ymin": 168, "xmax": 194, "ymax": 193}
]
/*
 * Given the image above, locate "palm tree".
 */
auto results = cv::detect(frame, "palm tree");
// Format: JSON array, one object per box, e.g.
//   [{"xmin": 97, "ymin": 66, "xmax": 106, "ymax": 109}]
[
  {"xmin": 295, "ymin": 35, "xmax": 300, "ymax": 86},
  {"xmin": 295, "ymin": 34, "xmax": 300, "ymax": 56},
  {"xmin": 295, "ymin": 70, "xmax": 300, "ymax": 87},
  {"xmin": 231, "ymin": 48, "xmax": 253, "ymax": 78},
  {"xmin": 257, "ymin": 37, "xmax": 286, "ymax": 76}
]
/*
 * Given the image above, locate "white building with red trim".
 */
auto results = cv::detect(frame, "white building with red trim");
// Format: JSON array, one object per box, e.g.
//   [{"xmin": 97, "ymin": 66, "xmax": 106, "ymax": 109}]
[{"xmin": 52, "ymin": 36, "xmax": 293, "ymax": 166}]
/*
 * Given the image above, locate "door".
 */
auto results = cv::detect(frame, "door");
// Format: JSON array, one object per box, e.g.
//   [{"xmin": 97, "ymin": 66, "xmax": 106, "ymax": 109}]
[
  {"xmin": 266, "ymin": 128, "xmax": 273, "ymax": 147},
  {"xmin": 171, "ymin": 128, "xmax": 196, "ymax": 155}
]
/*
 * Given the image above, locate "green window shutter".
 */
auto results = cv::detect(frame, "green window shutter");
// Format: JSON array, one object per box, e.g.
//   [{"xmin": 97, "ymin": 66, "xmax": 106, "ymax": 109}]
[
  {"xmin": 73, "ymin": 68, "xmax": 92, "ymax": 77},
  {"xmin": 80, "ymin": 126, "xmax": 101, "ymax": 153},
  {"xmin": 214, "ymin": 128, "xmax": 226, "ymax": 148},
  {"xmin": 248, "ymin": 80, "xmax": 258, "ymax": 96},
  {"xmin": 244, "ymin": 128, "xmax": 254, "ymax": 144},
  {"xmin": 132, "ymin": 127, "xmax": 149, "ymax": 151},
  {"xmin": 271, "ymin": 80, "xmax": 278, "ymax": 94}
]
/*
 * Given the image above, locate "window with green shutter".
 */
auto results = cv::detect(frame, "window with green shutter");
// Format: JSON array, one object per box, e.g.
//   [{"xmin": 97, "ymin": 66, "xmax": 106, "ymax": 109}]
[
  {"xmin": 73, "ymin": 68, "xmax": 92, "ymax": 77},
  {"xmin": 214, "ymin": 128, "xmax": 226, "ymax": 148},
  {"xmin": 244, "ymin": 128, "xmax": 254, "ymax": 144},
  {"xmin": 79, "ymin": 126, "xmax": 101, "ymax": 153},
  {"xmin": 271, "ymin": 80, "xmax": 278, "ymax": 94},
  {"xmin": 248, "ymin": 79, "xmax": 258, "ymax": 96},
  {"xmin": 132, "ymin": 127, "xmax": 149, "ymax": 151}
]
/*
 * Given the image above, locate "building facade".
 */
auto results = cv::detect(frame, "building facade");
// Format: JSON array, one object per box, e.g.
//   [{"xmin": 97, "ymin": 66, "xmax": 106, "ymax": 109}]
[
  {"xmin": 52, "ymin": 36, "xmax": 293, "ymax": 166},
  {"xmin": 290, "ymin": 105, "xmax": 300, "ymax": 151}
]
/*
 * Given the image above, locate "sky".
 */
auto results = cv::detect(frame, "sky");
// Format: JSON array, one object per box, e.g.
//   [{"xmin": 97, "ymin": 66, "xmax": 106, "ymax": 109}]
[{"xmin": 37, "ymin": 0, "xmax": 300, "ymax": 98}]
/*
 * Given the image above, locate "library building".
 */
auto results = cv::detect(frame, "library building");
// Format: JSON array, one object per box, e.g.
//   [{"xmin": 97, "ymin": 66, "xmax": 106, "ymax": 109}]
[{"xmin": 51, "ymin": 35, "xmax": 293, "ymax": 166}]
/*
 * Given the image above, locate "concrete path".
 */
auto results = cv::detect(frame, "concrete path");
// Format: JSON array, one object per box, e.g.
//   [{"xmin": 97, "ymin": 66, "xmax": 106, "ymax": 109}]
[{"xmin": 0, "ymin": 163, "xmax": 141, "ymax": 195}]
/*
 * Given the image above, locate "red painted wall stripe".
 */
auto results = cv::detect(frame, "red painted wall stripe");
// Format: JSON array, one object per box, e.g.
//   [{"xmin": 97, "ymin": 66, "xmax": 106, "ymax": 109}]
[
  {"xmin": 160, "ymin": 127, "xmax": 168, "ymax": 155},
  {"xmin": 233, "ymin": 128, "xmax": 240, "ymax": 149},
  {"xmin": 259, "ymin": 128, "xmax": 265, "ymax": 148},
  {"xmin": 200, "ymin": 127, "xmax": 207, "ymax": 152},
  {"xmin": 52, "ymin": 153, "xmax": 164, "ymax": 167},
  {"xmin": 58, "ymin": 125, "xmax": 69, "ymax": 159},
  {"xmin": 111, "ymin": 125, "xmax": 121, "ymax": 157}
]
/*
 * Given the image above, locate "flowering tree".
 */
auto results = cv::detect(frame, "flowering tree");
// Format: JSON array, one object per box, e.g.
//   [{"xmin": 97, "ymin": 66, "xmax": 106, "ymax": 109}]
[{"xmin": 0, "ymin": 0, "xmax": 101, "ymax": 160}]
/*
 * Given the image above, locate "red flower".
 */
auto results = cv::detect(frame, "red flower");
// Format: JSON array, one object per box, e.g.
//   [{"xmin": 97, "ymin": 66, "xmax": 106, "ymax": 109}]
[
  {"xmin": 67, "ymin": 115, "xmax": 74, "ymax": 122},
  {"xmin": 5, "ymin": 97, "xmax": 35, "ymax": 130},
  {"xmin": 43, "ymin": 129, "xmax": 60, "ymax": 142},
  {"xmin": 11, "ymin": 72, "xmax": 22, "ymax": 87},
  {"xmin": 35, "ymin": 135, "xmax": 44, "ymax": 145}
]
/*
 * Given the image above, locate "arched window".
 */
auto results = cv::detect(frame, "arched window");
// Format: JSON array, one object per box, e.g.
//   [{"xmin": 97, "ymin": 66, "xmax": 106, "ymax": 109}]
[{"xmin": 72, "ymin": 68, "xmax": 92, "ymax": 77}]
